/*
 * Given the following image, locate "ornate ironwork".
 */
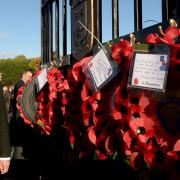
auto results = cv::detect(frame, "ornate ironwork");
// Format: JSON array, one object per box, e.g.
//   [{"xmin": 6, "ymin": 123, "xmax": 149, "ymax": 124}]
[{"xmin": 41, "ymin": 0, "xmax": 180, "ymax": 66}]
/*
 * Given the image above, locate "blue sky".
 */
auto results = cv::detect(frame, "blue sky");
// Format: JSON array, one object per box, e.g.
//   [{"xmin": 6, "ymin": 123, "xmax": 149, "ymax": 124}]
[
  {"xmin": 0, "ymin": 0, "xmax": 162, "ymax": 59},
  {"xmin": 0, "ymin": 0, "xmax": 40, "ymax": 59}
]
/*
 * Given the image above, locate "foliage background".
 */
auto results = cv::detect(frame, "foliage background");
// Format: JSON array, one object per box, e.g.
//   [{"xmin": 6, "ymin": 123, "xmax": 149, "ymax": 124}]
[{"xmin": 0, "ymin": 55, "xmax": 40, "ymax": 85}]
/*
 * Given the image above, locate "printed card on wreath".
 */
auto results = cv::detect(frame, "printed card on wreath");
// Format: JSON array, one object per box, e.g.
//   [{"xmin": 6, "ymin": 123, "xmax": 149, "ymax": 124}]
[
  {"xmin": 82, "ymin": 48, "xmax": 119, "ymax": 92},
  {"xmin": 128, "ymin": 44, "xmax": 171, "ymax": 93}
]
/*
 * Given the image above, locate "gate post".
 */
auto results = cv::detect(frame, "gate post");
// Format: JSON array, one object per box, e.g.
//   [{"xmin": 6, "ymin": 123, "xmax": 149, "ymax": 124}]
[
  {"xmin": 112, "ymin": 0, "xmax": 119, "ymax": 39},
  {"xmin": 162, "ymin": 0, "xmax": 180, "ymax": 21},
  {"xmin": 134, "ymin": 0, "xmax": 142, "ymax": 31}
]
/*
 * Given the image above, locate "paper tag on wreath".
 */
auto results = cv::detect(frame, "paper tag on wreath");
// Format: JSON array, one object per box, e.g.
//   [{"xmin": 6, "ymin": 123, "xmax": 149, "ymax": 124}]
[
  {"xmin": 82, "ymin": 49, "xmax": 119, "ymax": 92},
  {"xmin": 128, "ymin": 44, "xmax": 171, "ymax": 93},
  {"xmin": 36, "ymin": 68, "xmax": 48, "ymax": 93}
]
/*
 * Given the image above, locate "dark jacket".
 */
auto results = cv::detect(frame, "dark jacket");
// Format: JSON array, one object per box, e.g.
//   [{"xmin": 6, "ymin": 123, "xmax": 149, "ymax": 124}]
[
  {"xmin": 10, "ymin": 79, "xmax": 26, "ymax": 148},
  {"xmin": 10, "ymin": 79, "xmax": 35, "ymax": 160},
  {"xmin": 0, "ymin": 83, "xmax": 11, "ymax": 157},
  {"xmin": 11, "ymin": 79, "xmax": 25, "ymax": 120}
]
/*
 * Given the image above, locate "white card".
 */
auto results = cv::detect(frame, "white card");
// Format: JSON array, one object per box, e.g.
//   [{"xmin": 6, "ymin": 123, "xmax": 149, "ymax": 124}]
[
  {"xmin": 36, "ymin": 68, "xmax": 48, "ymax": 92},
  {"xmin": 87, "ymin": 49, "xmax": 113, "ymax": 88},
  {"xmin": 131, "ymin": 53, "xmax": 169, "ymax": 91}
]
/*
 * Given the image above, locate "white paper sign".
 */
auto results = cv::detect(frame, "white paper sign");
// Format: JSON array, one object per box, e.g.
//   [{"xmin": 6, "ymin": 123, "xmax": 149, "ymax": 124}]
[
  {"xmin": 131, "ymin": 53, "xmax": 168, "ymax": 90},
  {"xmin": 36, "ymin": 68, "xmax": 48, "ymax": 92},
  {"xmin": 87, "ymin": 49, "xmax": 113, "ymax": 88}
]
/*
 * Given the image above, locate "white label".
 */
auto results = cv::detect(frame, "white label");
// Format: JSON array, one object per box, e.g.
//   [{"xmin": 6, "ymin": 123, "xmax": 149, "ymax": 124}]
[
  {"xmin": 36, "ymin": 68, "xmax": 48, "ymax": 92},
  {"xmin": 131, "ymin": 53, "xmax": 168, "ymax": 90},
  {"xmin": 87, "ymin": 49, "xmax": 113, "ymax": 88}
]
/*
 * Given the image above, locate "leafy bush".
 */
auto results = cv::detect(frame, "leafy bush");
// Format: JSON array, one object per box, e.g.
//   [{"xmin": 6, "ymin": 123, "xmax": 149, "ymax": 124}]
[{"xmin": 0, "ymin": 55, "xmax": 40, "ymax": 85}]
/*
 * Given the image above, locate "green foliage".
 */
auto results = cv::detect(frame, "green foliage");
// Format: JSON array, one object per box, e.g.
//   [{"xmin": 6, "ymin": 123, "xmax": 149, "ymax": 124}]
[
  {"xmin": 15, "ymin": 54, "xmax": 27, "ymax": 61},
  {"xmin": 0, "ymin": 55, "xmax": 31, "ymax": 85},
  {"xmin": 29, "ymin": 57, "xmax": 41, "ymax": 72}
]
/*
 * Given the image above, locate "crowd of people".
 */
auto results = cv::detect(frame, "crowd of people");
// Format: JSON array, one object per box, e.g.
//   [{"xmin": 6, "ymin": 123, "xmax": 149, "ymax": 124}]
[
  {"xmin": 0, "ymin": 70, "xmax": 140, "ymax": 180},
  {"xmin": 0, "ymin": 70, "xmax": 77, "ymax": 180}
]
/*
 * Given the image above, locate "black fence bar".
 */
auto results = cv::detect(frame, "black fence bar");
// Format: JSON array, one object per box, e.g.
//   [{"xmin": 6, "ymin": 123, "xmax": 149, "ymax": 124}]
[
  {"xmin": 62, "ymin": 0, "xmax": 67, "ymax": 56},
  {"xmin": 162, "ymin": 0, "xmax": 168, "ymax": 21},
  {"xmin": 45, "ymin": 8, "xmax": 49, "ymax": 65},
  {"xmin": 95, "ymin": 0, "xmax": 102, "ymax": 42},
  {"xmin": 112, "ymin": 0, "xmax": 119, "ymax": 39},
  {"xmin": 176, "ymin": 0, "xmax": 180, "ymax": 17},
  {"xmin": 55, "ymin": 0, "xmax": 60, "ymax": 64},
  {"xmin": 162, "ymin": 0, "xmax": 178, "ymax": 20},
  {"xmin": 134, "ymin": 0, "xmax": 142, "ymax": 31},
  {"xmin": 41, "ymin": 0, "xmax": 179, "ymax": 66},
  {"xmin": 49, "ymin": 3, "xmax": 53, "ymax": 63},
  {"xmin": 41, "ymin": 0, "xmax": 50, "ymax": 65},
  {"xmin": 41, "ymin": 1, "xmax": 44, "ymax": 65},
  {"xmin": 42, "ymin": 0, "xmax": 55, "ymax": 9}
]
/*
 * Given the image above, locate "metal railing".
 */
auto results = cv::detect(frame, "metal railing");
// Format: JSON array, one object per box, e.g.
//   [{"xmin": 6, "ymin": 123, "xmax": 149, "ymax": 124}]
[{"xmin": 41, "ymin": 0, "xmax": 180, "ymax": 66}]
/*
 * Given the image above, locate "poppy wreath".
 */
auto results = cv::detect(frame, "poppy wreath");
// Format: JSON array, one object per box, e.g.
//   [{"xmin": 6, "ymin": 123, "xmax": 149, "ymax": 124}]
[
  {"xmin": 63, "ymin": 22, "xmax": 180, "ymax": 176},
  {"xmin": 16, "ymin": 69, "xmax": 42, "ymax": 127},
  {"xmin": 16, "ymin": 85, "xmax": 33, "ymax": 126},
  {"xmin": 112, "ymin": 23, "xmax": 180, "ymax": 174},
  {"xmin": 85, "ymin": 40, "xmax": 134, "ymax": 160},
  {"xmin": 16, "ymin": 21, "xmax": 180, "ymax": 176},
  {"xmin": 64, "ymin": 57, "xmax": 97, "ymax": 158},
  {"xmin": 36, "ymin": 67, "xmax": 70, "ymax": 135},
  {"xmin": 123, "ymin": 23, "xmax": 180, "ymax": 174},
  {"xmin": 17, "ymin": 67, "xmax": 69, "ymax": 135},
  {"xmin": 63, "ymin": 40, "xmax": 134, "ymax": 160}
]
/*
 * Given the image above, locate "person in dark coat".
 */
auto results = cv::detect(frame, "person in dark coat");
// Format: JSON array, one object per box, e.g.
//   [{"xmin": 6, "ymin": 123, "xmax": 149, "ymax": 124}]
[
  {"xmin": 11, "ymin": 70, "xmax": 33, "ymax": 121},
  {"xmin": 0, "ymin": 78, "xmax": 11, "ymax": 174},
  {"xmin": 10, "ymin": 69, "xmax": 33, "ymax": 154},
  {"xmin": 8, "ymin": 69, "xmax": 41, "ymax": 180}
]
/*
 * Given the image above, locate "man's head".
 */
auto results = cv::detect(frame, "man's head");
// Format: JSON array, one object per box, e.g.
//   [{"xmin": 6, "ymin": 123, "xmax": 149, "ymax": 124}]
[{"xmin": 21, "ymin": 70, "xmax": 33, "ymax": 83}]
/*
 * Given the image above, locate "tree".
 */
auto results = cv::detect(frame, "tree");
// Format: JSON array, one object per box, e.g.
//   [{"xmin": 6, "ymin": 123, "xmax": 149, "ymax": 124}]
[
  {"xmin": 28, "ymin": 57, "xmax": 41, "ymax": 72},
  {"xmin": 15, "ymin": 54, "xmax": 27, "ymax": 61},
  {"xmin": 0, "ymin": 56, "xmax": 29, "ymax": 85}
]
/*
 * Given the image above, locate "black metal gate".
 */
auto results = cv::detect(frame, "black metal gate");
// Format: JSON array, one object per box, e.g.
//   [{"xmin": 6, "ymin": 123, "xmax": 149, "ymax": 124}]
[{"xmin": 41, "ymin": 0, "xmax": 180, "ymax": 66}]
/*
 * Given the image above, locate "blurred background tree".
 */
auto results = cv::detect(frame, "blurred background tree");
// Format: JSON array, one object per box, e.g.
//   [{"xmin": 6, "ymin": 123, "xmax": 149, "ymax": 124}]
[
  {"xmin": 15, "ymin": 54, "xmax": 27, "ymax": 61},
  {"xmin": 29, "ymin": 57, "xmax": 41, "ymax": 72},
  {"xmin": 0, "ymin": 55, "xmax": 41, "ymax": 85}
]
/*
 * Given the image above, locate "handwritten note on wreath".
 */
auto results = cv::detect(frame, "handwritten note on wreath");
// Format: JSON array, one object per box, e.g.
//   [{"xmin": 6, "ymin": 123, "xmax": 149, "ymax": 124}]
[
  {"xmin": 87, "ymin": 49, "xmax": 113, "ymax": 88},
  {"xmin": 88, "ymin": 49, "xmax": 113, "ymax": 87},
  {"xmin": 36, "ymin": 68, "xmax": 48, "ymax": 92},
  {"xmin": 131, "ymin": 53, "xmax": 168, "ymax": 91}
]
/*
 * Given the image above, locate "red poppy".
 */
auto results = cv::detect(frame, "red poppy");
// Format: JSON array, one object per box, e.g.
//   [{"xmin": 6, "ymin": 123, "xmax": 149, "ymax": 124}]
[
  {"xmin": 111, "ymin": 39, "xmax": 133, "ymax": 65},
  {"xmin": 72, "ymin": 56, "xmax": 92, "ymax": 82},
  {"xmin": 174, "ymin": 139, "xmax": 180, "ymax": 152},
  {"xmin": 146, "ymin": 33, "xmax": 162, "ymax": 44}
]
